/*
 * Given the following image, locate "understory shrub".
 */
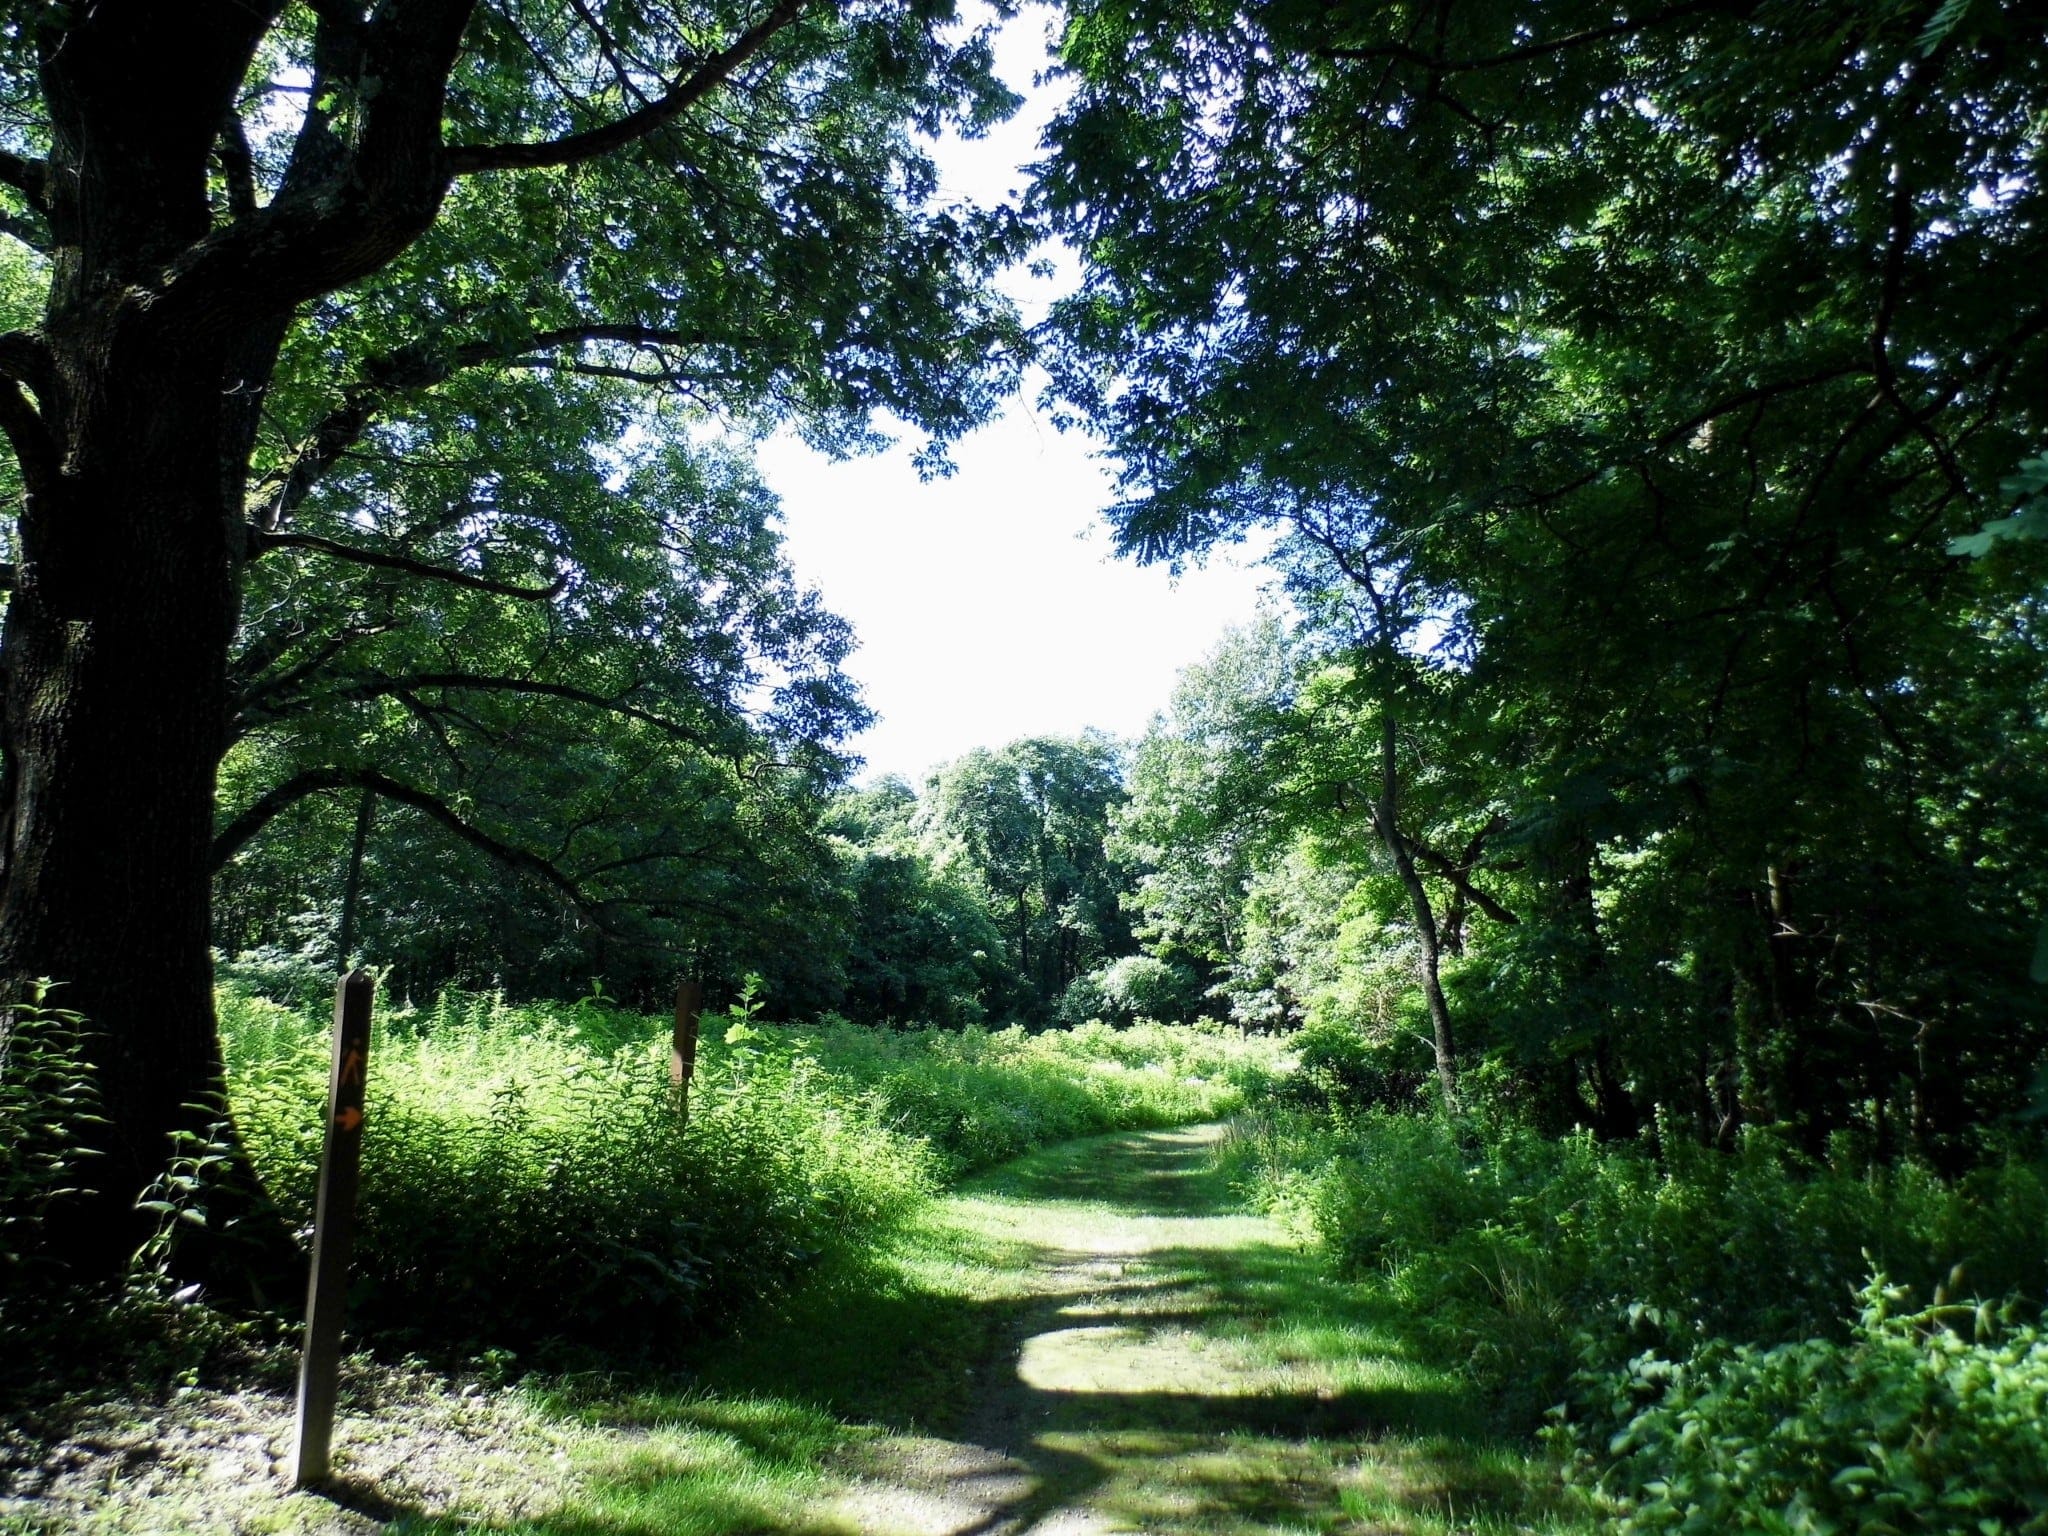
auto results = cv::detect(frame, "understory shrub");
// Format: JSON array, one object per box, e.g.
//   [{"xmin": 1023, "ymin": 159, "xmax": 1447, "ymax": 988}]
[
  {"xmin": 1560, "ymin": 1279, "xmax": 2048, "ymax": 1533},
  {"xmin": 1226, "ymin": 1101, "xmax": 2048, "ymax": 1423},
  {"xmin": 225, "ymin": 988, "xmax": 937, "ymax": 1362},
  {"xmin": 0, "ymin": 990, "xmax": 100, "ymax": 1304}
]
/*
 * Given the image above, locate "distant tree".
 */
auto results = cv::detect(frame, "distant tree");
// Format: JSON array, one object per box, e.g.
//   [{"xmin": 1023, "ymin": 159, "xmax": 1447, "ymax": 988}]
[{"xmin": 920, "ymin": 734, "xmax": 1133, "ymax": 1017}]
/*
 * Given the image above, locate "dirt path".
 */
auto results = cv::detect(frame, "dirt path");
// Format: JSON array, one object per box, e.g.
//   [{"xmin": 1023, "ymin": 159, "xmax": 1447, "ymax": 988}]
[{"xmin": 806, "ymin": 1124, "xmax": 1545, "ymax": 1536}]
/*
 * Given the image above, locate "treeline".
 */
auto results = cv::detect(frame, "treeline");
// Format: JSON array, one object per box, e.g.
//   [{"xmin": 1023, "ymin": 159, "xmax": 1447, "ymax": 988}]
[{"xmin": 217, "ymin": 717, "xmax": 1174, "ymax": 1029}]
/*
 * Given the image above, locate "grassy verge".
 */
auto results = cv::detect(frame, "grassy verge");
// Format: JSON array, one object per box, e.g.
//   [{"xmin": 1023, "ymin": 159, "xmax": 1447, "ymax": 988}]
[
  {"xmin": 4, "ymin": 1122, "xmax": 1593, "ymax": 1534},
  {"xmin": 392, "ymin": 1125, "xmax": 1589, "ymax": 1536}
]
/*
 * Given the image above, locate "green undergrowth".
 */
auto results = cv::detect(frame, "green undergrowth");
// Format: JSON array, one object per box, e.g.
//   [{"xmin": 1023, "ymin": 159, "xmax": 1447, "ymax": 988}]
[
  {"xmin": 218, "ymin": 986, "xmax": 1282, "ymax": 1364},
  {"xmin": 1223, "ymin": 1088, "xmax": 2048, "ymax": 1531}
]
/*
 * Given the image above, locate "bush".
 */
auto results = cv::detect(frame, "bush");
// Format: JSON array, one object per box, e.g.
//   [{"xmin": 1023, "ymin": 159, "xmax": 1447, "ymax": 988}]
[
  {"xmin": 1225, "ymin": 1094, "xmax": 2048, "ymax": 1426},
  {"xmin": 1562, "ymin": 1279, "xmax": 2048, "ymax": 1533},
  {"xmin": 0, "ymin": 988, "xmax": 101, "ymax": 1301},
  {"xmin": 1054, "ymin": 956, "xmax": 1207, "ymax": 1028},
  {"xmin": 227, "ymin": 989, "xmax": 938, "ymax": 1363},
  {"xmin": 1272, "ymin": 1021, "xmax": 1427, "ymax": 1119}
]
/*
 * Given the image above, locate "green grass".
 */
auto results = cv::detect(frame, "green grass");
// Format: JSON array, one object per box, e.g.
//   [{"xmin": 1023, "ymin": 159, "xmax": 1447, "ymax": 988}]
[
  {"xmin": 392, "ymin": 1124, "xmax": 1589, "ymax": 1536},
  {"xmin": 214, "ymin": 987, "xmax": 1285, "ymax": 1364}
]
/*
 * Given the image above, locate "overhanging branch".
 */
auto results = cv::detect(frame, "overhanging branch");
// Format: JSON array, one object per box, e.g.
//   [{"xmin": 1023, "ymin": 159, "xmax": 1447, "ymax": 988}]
[
  {"xmin": 245, "ymin": 670, "xmax": 713, "ymax": 743},
  {"xmin": 0, "ymin": 151, "xmax": 47, "ymax": 213},
  {"xmin": 252, "ymin": 322, "xmax": 716, "ymax": 528},
  {"xmin": 213, "ymin": 766, "xmax": 612, "ymax": 928},
  {"xmin": 446, "ymin": 0, "xmax": 809, "ymax": 174},
  {"xmin": 1404, "ymin": 830, "xmax": 1519, "ymax": 927},
  {"xmin": 252, "ymin": 527, "xmax": 566, "ymax": 600}
]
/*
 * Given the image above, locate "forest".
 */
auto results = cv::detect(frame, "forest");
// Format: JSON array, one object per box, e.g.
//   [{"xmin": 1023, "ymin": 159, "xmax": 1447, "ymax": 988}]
[{"xmin": 2, "ymin": 0, "xmax": 2046, "ymax": 1532}]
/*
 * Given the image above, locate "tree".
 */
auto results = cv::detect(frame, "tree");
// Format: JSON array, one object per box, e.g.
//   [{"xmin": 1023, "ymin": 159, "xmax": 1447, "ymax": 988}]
[
  {"xmin": 919, "ymin": 733, "xmax": 1133, "ymax": 1017},
  {"xmin": 0, "ymin": 0, "xmax": 1025, "ymax": 1281},
  {"xmin": 1113, "ymin": 617, "xmax": 1289, "ymax": 980},
  {"xmin": 1041, "ymin": 0, "xmax": 2048, "ymax": 1145},
  {"xmin": 213, "ymin": 433, "xmax": 866, "ymax": 1005}
]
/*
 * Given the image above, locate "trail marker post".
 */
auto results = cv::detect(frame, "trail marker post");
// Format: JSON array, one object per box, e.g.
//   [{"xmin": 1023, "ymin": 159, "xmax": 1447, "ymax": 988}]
[
  {"xmin": 670, "ymin": 979, "xmax": 703, "ymax": 1118},
  {"xmin": 289, "ymin": 969, "xmax": 375, "ymax": 1489}
]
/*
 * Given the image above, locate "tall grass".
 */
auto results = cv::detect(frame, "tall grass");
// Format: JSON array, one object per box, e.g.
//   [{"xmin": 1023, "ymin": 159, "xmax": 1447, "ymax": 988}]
[
  {"xmin": 220, "ymin": 987, "xmax": 1281, "ymax": 1363},
  {"xmin": 801, "ymin": 1015, "xmax": 1276, "ymax": 1176}
]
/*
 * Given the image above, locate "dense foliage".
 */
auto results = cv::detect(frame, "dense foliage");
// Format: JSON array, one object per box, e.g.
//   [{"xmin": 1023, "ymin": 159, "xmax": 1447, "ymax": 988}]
[
  {"xmin": 1044, "ymin": 0, "xmax": 2048, "ymax": 1152},
  {"xmin": 6, "ymin": 3, "xmax": 2046, "ymax": 1527}
]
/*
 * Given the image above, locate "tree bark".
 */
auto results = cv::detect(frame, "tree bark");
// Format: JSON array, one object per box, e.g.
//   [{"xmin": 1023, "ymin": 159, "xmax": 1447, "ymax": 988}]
[
  {"xmin": 0, "ymin": 8, "xmax": 303, "ymax": 1288},
  {"xmin": 0, "ymin": 322, "xmax": 291, "ymax": 1287}
]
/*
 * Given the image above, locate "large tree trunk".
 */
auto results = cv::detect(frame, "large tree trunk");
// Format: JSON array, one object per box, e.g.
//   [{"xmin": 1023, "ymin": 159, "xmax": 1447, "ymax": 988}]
[
  {"xmin": 0, "ymin": 319, "xmax": 293, "ymax": 1291},
  {"xmin": 0, "ymin": 8, "xmax": 297, "ymax": 1290}
]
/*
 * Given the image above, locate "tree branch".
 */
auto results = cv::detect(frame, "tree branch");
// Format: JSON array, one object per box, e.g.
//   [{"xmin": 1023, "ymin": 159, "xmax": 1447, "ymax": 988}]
[
  {"xmin": 212, "ymin": 768, "xmax": 359, "ymax": 867},
  {"xmin": 252, "ymin": 322, "xmax": 714, "ymax": 528},
  {"xmin": 1404, "ymin": 830, "xmax": 1519, "ymax": 926},
  {"xmin": 1322, "ymin": 0, "xmax": 1743, "ymax": 76},
  {"xmin": 446, "ymin": 0, "xmax": 810, "ymax": 174},
  {"xmin": 0, "ymin": 151, "xmax": 47, "ymax": 213},
  {"xmin": 213, "ymin": 766, "xmax": 611, "ymax": 927},
  {"xmin": 0, "ymin": 207, "xmax": 49, "ymax": 253},
  {"xmin": 155, "ymin": 0, "xmax": 476, "ymax": 333},
  {"xmin": 0, "ymin": 330, "xmax": 52, "ymax": 398},
  {"xmin": 216, "ymin": 113, "xmax": 260, "ymax": 221},
  {"xmin": 0, "ymin": 338, "xmax": 57, "ymax": 497},
  {"xmin": 251, "ymin": 528, "xmax": 566, "ymax": 599},
  {"xmin": 245, "ymin": 670, "xmax": 715, "ymax": 746}
]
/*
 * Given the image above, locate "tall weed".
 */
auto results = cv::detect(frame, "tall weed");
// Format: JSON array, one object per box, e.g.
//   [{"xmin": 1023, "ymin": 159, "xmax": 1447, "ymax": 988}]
[
  {"xmin": 1226, "ymin": 1103, "xmax": 2048, "ymax": 1422},
  {"xmin": 222, "ymin": 988, "xmax": 1280, "ymax": 1362}
]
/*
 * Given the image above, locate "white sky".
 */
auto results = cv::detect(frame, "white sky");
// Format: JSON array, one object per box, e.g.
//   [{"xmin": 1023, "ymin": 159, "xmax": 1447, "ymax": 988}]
[{"xmin": 761, "ymin": 10, "xmax": 1274, "ymax": 784}]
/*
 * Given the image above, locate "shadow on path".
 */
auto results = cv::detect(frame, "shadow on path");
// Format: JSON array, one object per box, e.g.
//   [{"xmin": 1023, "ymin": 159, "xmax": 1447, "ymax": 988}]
[{"xmin": 494, "ymin": 1124, "xmax": 1576, "ymax": 1536}]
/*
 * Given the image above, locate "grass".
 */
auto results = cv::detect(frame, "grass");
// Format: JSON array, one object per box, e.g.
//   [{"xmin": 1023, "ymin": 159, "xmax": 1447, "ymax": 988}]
[
  {"xmin": 211, "ymin": 988, "xmax": 1285, "ymax": 1364},
  {"xmin": 379, "ymin": 1124, "xmax": 1590, "ymax": 1536},
  {"xmin": 6, "ymin": 1115, "xmax": 1589, "ymax": 1534}
]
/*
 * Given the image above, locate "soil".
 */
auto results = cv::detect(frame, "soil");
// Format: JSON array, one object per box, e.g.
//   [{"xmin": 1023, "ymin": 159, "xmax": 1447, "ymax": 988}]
[{"xmin": 0, "ymin": 1359, "xmax": 573, "ymax": 1534}]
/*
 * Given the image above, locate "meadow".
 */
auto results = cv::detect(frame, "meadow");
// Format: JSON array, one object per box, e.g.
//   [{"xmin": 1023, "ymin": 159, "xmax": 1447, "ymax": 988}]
[{"xmin": 215, "ymin": 986, "xmax": 1284, "ymax": 1363}]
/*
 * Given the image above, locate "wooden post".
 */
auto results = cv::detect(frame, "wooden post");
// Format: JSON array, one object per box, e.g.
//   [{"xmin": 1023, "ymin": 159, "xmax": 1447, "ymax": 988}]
[
  {"xmin": 290, "ymin": 969, "xmax": 375, "ymax": 1489},
  {"xmin": 670, "ymin": 979, "xmax": 703, "ymax": 1118}
]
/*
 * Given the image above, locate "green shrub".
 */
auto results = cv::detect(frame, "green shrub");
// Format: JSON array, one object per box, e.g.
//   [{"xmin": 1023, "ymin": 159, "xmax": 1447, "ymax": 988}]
[
  {"xmin": 0, "ymin": 988, "xmax": 101, "ymax": 1299},
  {"xmin": 226, "ymin": 990, "xmax": 938, "ymax": 1363},
  {"xmin": 1226, "ymin": 1096, "xmax": 2048, "ymax": 1425},
  {"xmin": 1562, "ymin": 1278, "xmax": 2048, "ymax": 1533}
]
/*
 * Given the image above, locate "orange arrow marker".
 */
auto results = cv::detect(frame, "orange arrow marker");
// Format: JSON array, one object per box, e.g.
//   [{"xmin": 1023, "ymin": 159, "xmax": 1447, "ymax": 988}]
[{"xmin": 334, "ymin": 1105, "xmax": 363, "ymax": 1132}]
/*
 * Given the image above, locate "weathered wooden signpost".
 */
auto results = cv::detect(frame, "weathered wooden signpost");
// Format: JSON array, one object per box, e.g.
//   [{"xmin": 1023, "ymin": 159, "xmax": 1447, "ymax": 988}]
[
  {"xmin": 670, "ymin": 978, "xmax": 703, "ymax": 1119},
  {"xmin": 289, "ymin": 969, "xmax": 375, "ymax": 1489}
]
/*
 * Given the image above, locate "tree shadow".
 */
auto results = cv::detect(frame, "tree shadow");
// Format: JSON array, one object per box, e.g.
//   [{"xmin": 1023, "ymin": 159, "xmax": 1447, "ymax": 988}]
[{"xmin": 431, "ymin": 1124, "xmax": 1577, "ymax": 1535}]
